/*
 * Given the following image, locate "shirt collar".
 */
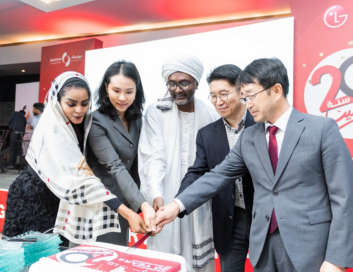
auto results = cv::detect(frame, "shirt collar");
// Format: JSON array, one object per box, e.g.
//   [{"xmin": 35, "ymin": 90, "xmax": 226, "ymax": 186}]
[
  {"xmin": 223, "ymin": 108, "xmax": 247, "ymax": 133},
  {"xmin": 264, "ymin": 106, "xmax": 293, "ymax": 133}
]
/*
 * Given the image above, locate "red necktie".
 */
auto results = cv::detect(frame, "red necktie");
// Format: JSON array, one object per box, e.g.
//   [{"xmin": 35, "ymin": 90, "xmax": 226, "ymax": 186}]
[{"xmin": 268, "ymin": 126, "xmax": 279, "ymax": 234}]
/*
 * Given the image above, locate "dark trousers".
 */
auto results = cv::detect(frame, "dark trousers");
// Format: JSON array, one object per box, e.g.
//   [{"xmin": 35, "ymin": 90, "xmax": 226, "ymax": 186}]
[
  {"xmin": 254, "ymin": 229, "xmax": 297, "ymax": 272},
  {"xmin": 219, "ymin": 207, "xmax": 250, "ymax": 272},
  {"xmin": 9, "ymin": 130, "xmax": 22, "ymax": 166}
]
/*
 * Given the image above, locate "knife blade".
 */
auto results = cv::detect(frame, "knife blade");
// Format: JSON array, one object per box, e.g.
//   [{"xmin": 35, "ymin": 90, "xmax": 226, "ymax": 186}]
[{"xmin": 124, "ymin": 232, "xmax": 152, "ymax": 255}]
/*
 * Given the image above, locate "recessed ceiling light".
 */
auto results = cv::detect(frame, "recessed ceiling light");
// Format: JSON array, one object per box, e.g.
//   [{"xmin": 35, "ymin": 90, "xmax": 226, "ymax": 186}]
[
  {"xmin": 22, "ymin": 70, "xmax": 25, "ymax": 72},
  {"xmin": 41, "ymin": 0, "xmax": 60, "ymax": 4},
  {"xmin": 20, "ymin": 0, "xmax": 94, "ymax": 12}
]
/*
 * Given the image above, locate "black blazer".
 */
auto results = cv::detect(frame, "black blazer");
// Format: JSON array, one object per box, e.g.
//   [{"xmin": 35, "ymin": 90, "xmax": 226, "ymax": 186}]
[{"xmin": 177, "ymin": 110, "xmax": 255, "ymax": 255}]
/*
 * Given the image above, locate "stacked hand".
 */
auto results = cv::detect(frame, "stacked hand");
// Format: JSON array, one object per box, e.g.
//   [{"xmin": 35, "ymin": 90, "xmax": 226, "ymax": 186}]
[
  {"xmin": 153, "ymin": 197, "xmax": 164, "ymax": 211},
  {"xmin": 117, "ymin": 202, "xmax": 163, "ymax": 235},
  {"xmin": 123, "ymin": 199, "xmax": 180, "ymax": 236},
  {"xmin": 155, "ymin": 201, "xmax": 180, "ymax": 227},
  {"xmin": 140, "ymin": 202, "xmax": 163, "ymax": 234}
]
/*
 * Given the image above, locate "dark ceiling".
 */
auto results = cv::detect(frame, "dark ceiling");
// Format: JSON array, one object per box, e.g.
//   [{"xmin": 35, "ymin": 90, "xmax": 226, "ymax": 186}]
[{"xmin": 0, "ymin": 62, "xmax": 40, "ymax": 77}]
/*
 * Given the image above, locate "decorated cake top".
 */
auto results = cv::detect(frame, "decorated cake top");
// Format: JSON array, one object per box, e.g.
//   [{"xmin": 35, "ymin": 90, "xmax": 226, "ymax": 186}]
[{"xmin": 29, "ymin": 242, "xmax": 186, "ymax": 272}]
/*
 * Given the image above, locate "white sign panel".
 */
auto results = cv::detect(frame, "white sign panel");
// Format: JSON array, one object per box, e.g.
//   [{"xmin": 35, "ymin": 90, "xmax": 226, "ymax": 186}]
[{"xmin": 86, "ymin": 18, "xmax": 294, "ymax": 112}]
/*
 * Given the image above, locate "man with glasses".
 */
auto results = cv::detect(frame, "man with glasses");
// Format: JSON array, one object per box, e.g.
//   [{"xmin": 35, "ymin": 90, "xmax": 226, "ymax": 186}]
[
  {"xmin": 156, "ymin": 58, "xmax": 353, "ymax": 272},
  {"xmin": 176, "ymin": 64, "xmax": 255, "ymax": 272},
  {"xmin": 138, "ymin": 53, "xmax": 218, "ymax": 272}
]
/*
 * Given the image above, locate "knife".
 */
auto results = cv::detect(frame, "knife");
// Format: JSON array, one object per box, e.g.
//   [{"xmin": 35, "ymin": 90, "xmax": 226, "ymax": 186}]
[{"xmin": 124, "ymin": 232, "xmax": 152, "ymax": 255}]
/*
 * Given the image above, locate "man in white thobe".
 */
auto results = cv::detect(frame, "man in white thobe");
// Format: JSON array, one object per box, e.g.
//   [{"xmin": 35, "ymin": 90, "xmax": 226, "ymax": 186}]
[{"xmin": 139, "ymin": 54, "xmax": 218, "ymax": 272}]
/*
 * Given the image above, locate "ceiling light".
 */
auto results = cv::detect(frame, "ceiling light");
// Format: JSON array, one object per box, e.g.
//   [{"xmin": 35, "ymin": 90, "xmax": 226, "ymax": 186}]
[
  {"xmin": 20, "ymin": 0, "xmax": 94, "ymax": 12},
  {"xmin": 22, "ymin": 70, "xmax": 25, "ymax": 72},
  {"xmin": 40, "ymin": 0, "xmax": 60, "ymax": 4}
]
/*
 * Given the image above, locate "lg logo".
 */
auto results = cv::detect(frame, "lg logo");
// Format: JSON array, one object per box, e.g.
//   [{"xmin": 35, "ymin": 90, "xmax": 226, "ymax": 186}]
[
  {"xmin": 324, "ymin": 5, "xmax": 348, "ymax": 28},
  {"xmin": 62, "ymin": 52, "xmax": 70, "ymax": 67}
]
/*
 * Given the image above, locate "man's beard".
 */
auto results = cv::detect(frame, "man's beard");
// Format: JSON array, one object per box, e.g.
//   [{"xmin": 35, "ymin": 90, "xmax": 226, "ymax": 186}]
[
  {"xmin": 33, "ymin": 112, "xmax": 38, "ymax": 116},
  {"xmin": 172, "ymin": 92, "xmax": 195, "ymax": 106}
]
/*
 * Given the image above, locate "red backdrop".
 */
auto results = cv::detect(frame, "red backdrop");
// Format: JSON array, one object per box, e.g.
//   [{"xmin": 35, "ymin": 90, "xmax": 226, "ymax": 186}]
[
  {"xmin": 292, "ymin": 0, "xmax": 353, "ymax": 157},
  {"xmin": 0, "ymin": 190, "xmax": 7, "ymax": 232},
  {"xmin": 39, "ymin": 38, "xmax": 103, "ymax": 103}
]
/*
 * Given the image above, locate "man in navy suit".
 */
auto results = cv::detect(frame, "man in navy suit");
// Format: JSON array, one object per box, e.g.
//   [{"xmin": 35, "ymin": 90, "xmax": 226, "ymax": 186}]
[{"xmin": 176, "ymin": 64, "xmax": 255, "ymax": 272}]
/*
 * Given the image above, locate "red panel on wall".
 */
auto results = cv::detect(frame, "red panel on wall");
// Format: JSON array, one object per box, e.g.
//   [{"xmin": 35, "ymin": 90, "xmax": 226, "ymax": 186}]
[
  {"xmin": 292, "ymin": 1, "xmax": 353, "ymax": 269},
  {"xmin": 292, "ymin": 0, "xmax": 353, "ymax": 156},
  {"xmin": 0, "ymin": 190, "xmax": 8, "ymax": 232},
  {"xmin": 39, "ymin": 38, "xmax": 103, "ymax": 103}
]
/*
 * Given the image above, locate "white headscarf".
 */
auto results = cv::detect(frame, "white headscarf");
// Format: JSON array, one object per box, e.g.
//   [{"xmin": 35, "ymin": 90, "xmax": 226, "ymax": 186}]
[
  {"xmin": 162, "ymin": 53, "xmax": 204, "ymax": 83},
  {"xmin": 26, "ymin": 71, "xmax": 121, "ymax": 244}
]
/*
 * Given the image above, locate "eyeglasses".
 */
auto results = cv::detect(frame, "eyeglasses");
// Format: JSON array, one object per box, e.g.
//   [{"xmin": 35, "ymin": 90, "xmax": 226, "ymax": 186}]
[
  {"xmin": 166, "ymin": 80, "xmax": 195, "ymax": 91},
  {"xmin": 208, "ymin": 91, "xmax": 235, "ymax": 103},
  {"xmin": 239, "ymin": 85, "xmax": 273, "ymax": 105}
]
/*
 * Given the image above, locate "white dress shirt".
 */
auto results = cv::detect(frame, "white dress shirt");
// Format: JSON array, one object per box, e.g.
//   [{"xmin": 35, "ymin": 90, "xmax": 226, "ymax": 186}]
[
  {"xmin": 175, "ymin": 106, "xmax": 293, "ymax": 213},
  {"xmin": 31, "ymin": 114, "xmax": 42, "ymax": 130}
]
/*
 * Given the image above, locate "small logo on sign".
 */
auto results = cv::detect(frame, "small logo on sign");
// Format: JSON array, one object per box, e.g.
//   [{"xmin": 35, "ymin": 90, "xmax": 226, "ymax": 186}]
[
  {"xmin": 324, "ymin": 5, "xmax": 348, "ymax": 28},
  {"xmin": 62, "ymin": 52, "xmax": 71, "ymax": 67}
]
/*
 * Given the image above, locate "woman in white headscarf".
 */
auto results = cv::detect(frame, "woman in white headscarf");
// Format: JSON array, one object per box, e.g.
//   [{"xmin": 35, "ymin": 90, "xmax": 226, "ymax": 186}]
[{"xmin": 3, "ymin": 71, "xmax": 148, "ymax": 244}]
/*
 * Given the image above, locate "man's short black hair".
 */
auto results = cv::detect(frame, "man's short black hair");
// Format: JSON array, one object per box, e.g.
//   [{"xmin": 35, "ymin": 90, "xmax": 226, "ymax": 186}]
[
  {"xmin": 19, "ymin": 110, "xmax": 25, "ymax": 115},
  {"xmin": 238, "ymin": 58, "xmax": 289, "ymax": 97},
  {"xmin": 207, "ymin": 64, "xmax": 242, "ymax": 89},
  {"xmin": 33, "ymin": 103, "xmax": 44, "ymax": 113}
]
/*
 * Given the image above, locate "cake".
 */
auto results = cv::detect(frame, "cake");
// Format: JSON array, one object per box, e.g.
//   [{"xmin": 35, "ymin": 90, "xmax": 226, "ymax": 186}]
[{"xmin": 29, "ymin": 242, "xmax": 187, "ymax": 272}]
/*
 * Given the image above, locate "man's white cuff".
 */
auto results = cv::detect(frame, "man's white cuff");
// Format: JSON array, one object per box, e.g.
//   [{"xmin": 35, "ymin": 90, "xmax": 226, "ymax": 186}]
[{"xmin": 173, "ymin": 198, "xmax": 186, "ymax": 213}]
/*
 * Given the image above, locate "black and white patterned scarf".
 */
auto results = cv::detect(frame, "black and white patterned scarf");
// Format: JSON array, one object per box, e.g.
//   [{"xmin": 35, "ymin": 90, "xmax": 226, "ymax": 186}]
[{"xmin": 26, "ymin": 71, "xmax": 121, "ymax": 244}]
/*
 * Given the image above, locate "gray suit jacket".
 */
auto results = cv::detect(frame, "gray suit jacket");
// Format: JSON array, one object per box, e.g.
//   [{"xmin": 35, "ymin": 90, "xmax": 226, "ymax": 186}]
[
  {"xmin": 177, "ymin": 108, "xmax": 353, "ymax": 271},
  {"xmin": 87, "ymin": 110, "xmax": 145, "ymax": 212}
]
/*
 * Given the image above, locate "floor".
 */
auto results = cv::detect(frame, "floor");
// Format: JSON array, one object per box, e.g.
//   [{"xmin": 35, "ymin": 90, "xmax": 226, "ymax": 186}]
[{"xmin": 0, "ymin": 167, "xmax": 20, "ymax": 190}]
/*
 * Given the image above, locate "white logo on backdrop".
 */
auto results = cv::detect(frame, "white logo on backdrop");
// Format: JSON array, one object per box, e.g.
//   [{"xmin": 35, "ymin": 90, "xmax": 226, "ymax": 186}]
[
  {"xmin": 324, "ymin": 5, "xmax": 348, "ymax": 28},
  {"xmin": 62, "ymin": 52, "xmax": 71, "ymax": 67}
]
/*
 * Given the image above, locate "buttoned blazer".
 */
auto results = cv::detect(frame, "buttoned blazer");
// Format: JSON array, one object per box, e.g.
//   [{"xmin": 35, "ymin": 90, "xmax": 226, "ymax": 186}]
[
  {"xmin": 87, "ymin": 110, "xmax": 145, "ymax": 212},
  {"xmin": 177, "ymin": 110, "xmax": 255, "ymax": 255},
  {"xmin": 177, "ymin": 108, "xmax": 353, "ymax": 271}
]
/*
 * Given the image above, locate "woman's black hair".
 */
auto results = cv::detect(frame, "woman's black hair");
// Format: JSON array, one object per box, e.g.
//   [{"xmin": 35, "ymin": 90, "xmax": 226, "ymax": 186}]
[
  {"xmin": 57, "ymin": 79, "xmax": 90, "ymax": 102},
  {"xmin": 95, "ymin": 61, "xmax": 145, "ymax": 122}
]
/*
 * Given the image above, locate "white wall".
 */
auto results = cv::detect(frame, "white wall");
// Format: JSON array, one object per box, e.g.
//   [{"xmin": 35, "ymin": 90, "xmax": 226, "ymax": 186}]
[
  {"xmin": 15, "ymin": 82, "xmax": 39, "ymax": 124},
  {"xmin": 85, "ymin": 17, "xmax": 294, "ymax": 111}
]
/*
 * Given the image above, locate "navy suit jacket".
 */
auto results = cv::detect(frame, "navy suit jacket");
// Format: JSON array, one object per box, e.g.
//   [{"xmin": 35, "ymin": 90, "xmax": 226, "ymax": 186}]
[{"xmin": 177, "ymin": 110, "xmax": 255, "ymax": 255}]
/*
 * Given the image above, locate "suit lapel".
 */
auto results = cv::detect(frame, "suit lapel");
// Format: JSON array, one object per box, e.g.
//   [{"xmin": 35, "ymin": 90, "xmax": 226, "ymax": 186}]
[
  {"xmin": 254, "ymin": 124, "xmax": 275, "ymax": 181},
  {"xmin": 213, "ymin": 118, "xmax": 230, "ymax": 158},
  {"xmin": 113, "ymin": 117, "xmax": 133, "ymax": 143},
  {"xmin": 273, "ymin": 109, "xmax": 305, "ymax": 186}
]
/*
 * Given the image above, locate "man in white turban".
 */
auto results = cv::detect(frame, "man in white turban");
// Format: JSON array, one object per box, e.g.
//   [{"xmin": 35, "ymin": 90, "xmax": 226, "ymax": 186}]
[{"xmin": 139, "ymin": 54, "xmax": 218, "ymax": 272}]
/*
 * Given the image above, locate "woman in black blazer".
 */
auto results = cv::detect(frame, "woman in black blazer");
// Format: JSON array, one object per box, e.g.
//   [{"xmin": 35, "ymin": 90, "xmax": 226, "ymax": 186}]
[{"xmin": 87, "ymin": 61, "xmax": 157, "ymax": 246}]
